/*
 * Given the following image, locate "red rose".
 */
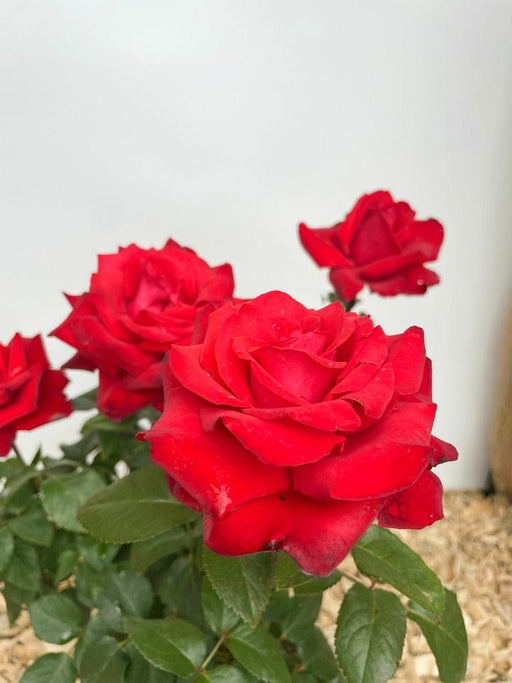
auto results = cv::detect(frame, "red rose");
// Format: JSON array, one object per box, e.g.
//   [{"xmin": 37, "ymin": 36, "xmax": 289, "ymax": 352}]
[
  {"xmin": 141, "ymin": 291, "xmax": 456, "ymax": 575},
  {"xmin": 0, "ymin": 334, "xmax": 71, "ymax": 456},
  {"xmin": 52, "ymin": 239, "xmax": 235, "ymax": 420},
  {"xmin": 299, "ymin": 190, "xmax": 444, "ymax": 301}
]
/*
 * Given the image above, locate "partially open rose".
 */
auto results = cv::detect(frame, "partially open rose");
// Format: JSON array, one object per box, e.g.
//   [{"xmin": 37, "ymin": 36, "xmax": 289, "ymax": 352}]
[
  {"xmin": 141, "ymin": 291, "xmax": 456, "ymax": 575},
  {"xmin": 0, "ymin": 334, "xmax": 71, "ymax": 456},
  {"xmin": 299, "ymin": 190, "xmax": 444, "ymax": 300},
  {"xmin": 52, "ymin": 239, "xmax": 234, "ymax": 420}
]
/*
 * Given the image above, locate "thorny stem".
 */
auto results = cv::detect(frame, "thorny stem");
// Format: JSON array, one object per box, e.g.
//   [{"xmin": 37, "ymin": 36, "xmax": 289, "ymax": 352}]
[
  {"xmin": 195, "ymin": 633, "xmax": 227, "ymax": 677},
  {"xmin": 339, "ymin": 570, "xmax": 370, "ymax": 587}
]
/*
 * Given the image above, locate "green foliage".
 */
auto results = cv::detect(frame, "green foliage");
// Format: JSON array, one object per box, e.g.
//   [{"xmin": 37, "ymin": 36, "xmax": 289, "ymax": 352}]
[
  {"xmin": 4, "ymin": 538, "xmax": 41, "ymax": 590},
  {"xmin": 41, "ymin": 470, "xmax": 105, "ymax": 532},
  {"xmin": 20, "ymin": 653, "xmax": 78, "ymax": 683},
  {"xmin": 78, "ymin": 467, "xmax": 198, "ymax": 542},
  {"xmin": 352, "ymin": 525, "xmax": 445, "ymax": 615},
  {"xmin": 29, "ymin": 594, "xmax": 83, "ymax": 644},
  {"xmin": 275, "ymin": 552, "xmax": 341, "ymax": 593},
  {"xmin": 125, "ymin": 615, "xmax": 207, "ymax": 676},
  {"xmin": 0, "ymin": 527, "xmax": 14, "ymax": 569},
  {"xmin": 225, "ymin": 623, "xmax": 291, "ymax": 683},
  {"xmin": 0, "ymin": 404, "xmax": 467, "ymax": 683},
  {"xmin": 8, "ymin": 499, "xmax": 54, "ymax": 546},
  {"xmin": 203, "ymin": 548, "xmax": 273, "ymax": 627},
  {"xmin": 408, "ymin": 590, "xmax": 468, "ymax": 683},
  {"xmin": 335, "ymin": 583, "xmax": 406, "ymax": 683}
]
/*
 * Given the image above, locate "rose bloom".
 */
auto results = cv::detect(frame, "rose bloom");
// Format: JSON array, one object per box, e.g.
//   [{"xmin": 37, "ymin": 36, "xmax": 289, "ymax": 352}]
[
  {"xmin": 0, "ymin": 334, "xmax": 71, "ymax": 456},
  {"xmin": 52, "ymin": 239, "xmax": 235, "ymax": 420},
  {"xmin": 299, "ymin": 190, "xmax": 444, "ymax": 301},
  {"xmin": 141, "ymin": 291, "xmax": 456, "ymax": 575}
]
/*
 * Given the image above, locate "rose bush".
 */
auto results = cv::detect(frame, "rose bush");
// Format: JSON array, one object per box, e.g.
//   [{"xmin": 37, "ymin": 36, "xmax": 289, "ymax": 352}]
[
  {"xmin": 0, "ymin": 333, "xmax": 71, "ymax": 456},
  {"xmin": 52, "ymin": 239, "xmax": 234, "ymax": 420},
  {"xmin": 141, "ymin": 290, "xmax": 457, "ymax": 576},
  {"xmin": 299, "ymin": 190, "xmax": 444, "ymax": 301}
]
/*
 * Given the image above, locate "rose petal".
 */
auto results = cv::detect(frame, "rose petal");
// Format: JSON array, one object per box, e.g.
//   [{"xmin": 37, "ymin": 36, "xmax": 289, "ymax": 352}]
[
  {"xmin": 165, "ymin": 474, "xmax": 202, "ymax": 512},
  {"xmin": 342, "ymin": 362, "xmax": 395, "ymax": 418},
  {"xmin": 293, "ymin": 443, "xmax": 431, "ymax": 500},
  {"xmin": 339, "ymin": 191, "xmax": 395, "ymax": 253},
  {"xmin": 97, "ymin": 372, "xmax": 159, "ymax": 420},
  {"xmin": 201, "ymin": 409, "xmax": 345, "ymax": 466},
  {"xmin": 378, "ymin": 470, "xmax": 443, "ymax": 529},
  {"xmin": 0, "ymin": 426, "xmax": 15, "ymax": 457},
  {"xmin": 329, "ymin": 267, "xmax": 365, "ymax": 301},
  {"xmin": 170, "ymin": 345, "xmax": 248, "ymax": 408},
  {"xmin": 430, "ymin": 435, "xmax": 458, "ymax": 466},
  {"xmin": 244, "ymin": 398, "xmax": 361, "ymax": 432},
  {"xmin": 299, "ymin": 223, "xmax": 351, "ymax": 267},
  {"xmin": 13, "ymin": 369, "xmax": 71, "ymax": 430},
  {"xmin": 368, "ymin": 265, "xmax": 440, "ymax": 296},
  {"xmin": 204, "ymin": 491, "xmax": 381, "ymax": 575},
  {"xmin": 387, "ymin": 326, "xmax": 426, "ymax": 395},
  {"xmin": 145, "ymin": 384, "xmax": 289, "ymax": 517},
  {"xmin": 399, "ymin": 219, "xmax": 444, "ymax": 261}
]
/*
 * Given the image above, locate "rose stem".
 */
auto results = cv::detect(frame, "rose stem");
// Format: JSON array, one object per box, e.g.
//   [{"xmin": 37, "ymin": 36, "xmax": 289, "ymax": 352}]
[
  {"xmin": 338, "ymin": 570, "xmax": 371, "ymax": 587},
  {"xmin": 195, "ymin": 633, "xmax": 227, "ymax": 677}
]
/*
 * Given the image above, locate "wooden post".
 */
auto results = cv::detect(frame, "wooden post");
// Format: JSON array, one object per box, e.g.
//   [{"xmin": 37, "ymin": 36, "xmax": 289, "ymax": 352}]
[{"xmin": 491, "ymin": 305, "xmax": 512, "ymax": 495}]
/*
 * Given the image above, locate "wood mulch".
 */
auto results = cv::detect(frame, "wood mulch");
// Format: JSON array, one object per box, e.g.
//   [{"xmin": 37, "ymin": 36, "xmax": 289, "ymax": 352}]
[{"xmin": 1, "ymin": 490, "xmax": 511, "ymax": 682}]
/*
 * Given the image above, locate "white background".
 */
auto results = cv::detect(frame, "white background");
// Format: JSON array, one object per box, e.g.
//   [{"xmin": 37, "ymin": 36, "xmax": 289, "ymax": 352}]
[{"xmin": 1, "ymin": 1, "xmax": 512, "ymax": 488}]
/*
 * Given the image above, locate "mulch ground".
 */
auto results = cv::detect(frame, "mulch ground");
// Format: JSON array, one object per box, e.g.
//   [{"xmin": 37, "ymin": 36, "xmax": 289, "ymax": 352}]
[{"xmin": 1, "ymin": 490, "xmax": 511, "ymax": 682}]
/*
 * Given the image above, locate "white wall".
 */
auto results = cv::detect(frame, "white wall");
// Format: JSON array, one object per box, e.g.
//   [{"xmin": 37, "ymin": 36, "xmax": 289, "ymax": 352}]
[{"xmin": 2, "ymin": 0, "xmax": 512, "ymax": 488}]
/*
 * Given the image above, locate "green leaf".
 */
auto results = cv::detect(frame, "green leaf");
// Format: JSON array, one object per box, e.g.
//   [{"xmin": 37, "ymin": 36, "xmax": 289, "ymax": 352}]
[
  {"xmin": 5, "ymin": 538, "xmax": 41, "ymax": 590},
  {"xmin": 295, "ymin": 627, "xmax": 341, "ymax": 682},
  {"xmin": 291, "ymin": 674, "xmax": 317, "ymax": 683},
  {"xmin": 0, "ymin": 457, "xmax": 24, "ymax": 478},
  {"xmin": 205, "ymin": 665, "xmax": 256, "ymax": 682},
  {"xmin": 78, "ymin": 468, "xmax": 198, "ymax": 543},
  {"xmin": 294, "ymin": 571, "xmax": 342, "ymax": 594},
  {"xmin": 0, "ymin": 527, "xmax": 15, "ymax": 570},
  {"xmin": 75, "ymin": 563, "xmax": 109, "ymax": 609},
  {"xmin": 8, "ymin": 499, "xmax": 54, "ymax": 547},
  {"xmin": 335, "ymin": 583, "xmax": 406, "ymax": 683},
  {"xmin": 124, "ymin": 644, "xmax": 175, "ymax": 682},
  {"xmin": 20, "ymin": 653, "xmax": 78, "ymax": 683},
  {"xmin": 226, "ymin": 623, "xmax": 291, "ymax": 683},
  {"xmin": 41, "ymin": 470, "xmax": 106, "ymax": 532},
  {"xmin": 76, "ymin": 535, "xmax": 120, "ymax": 571},
  {"xmin": 72, "ymin": 388, "xmax": 98, "ymax": 411},
  {"xmin": 407, "ymin": 589, "xmax": 467, "ymax": 683},
  {"xmin": 2, "ymin": 582, "xmax": 37, "ymax": 626},
  {"xmin": 97, "ymin": 570, "xmax": 153, "ymax": 631},
  {"xmin": 279, "ymin": 594, "xmax": 322, "ymax": 643},
  {"xmin": 74, "ymin": 614, "xmax": 112, "ymax": 669},
  {"xmin": 157, "ymin": 556, "xmax": 204, "ymax": 628},
  {"xmin": 29, "ymin": 594, "xmax": 83, "ymax": 644},
  {"xmin": 55, "ymin": 549, "xmax": 80, "ymax": 583},
  {"xmin": 352, "ymin": 526, "xmax": 445, "ymax": 615},
  {"xmin": 79, "ymin": 635, "xmax": 127, "ymax": 683},
  {"xmin": 275, "ymin": 552, "xmax": 341, "ymax": 593},
  {"xmin": 82, "ymin": 412, "xmax": 136, "ymax": 434},
  {"xmin": 203, "ymin": 548, "xmax": 273, "ymax": 627},
  {"xmin": 2, "ymin": 466, "xmax": 39, "ymax": 500},
  {"xmin": 130, "ymin": 527, "xmax": 190, "ymax": 573},
  {"xmin": 202, "ymin": 576, "xmax": 240, "ymax": 634},
  {"xmin": 124, "ymin": 615, "xmax": 206, "ymax": 677}
]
